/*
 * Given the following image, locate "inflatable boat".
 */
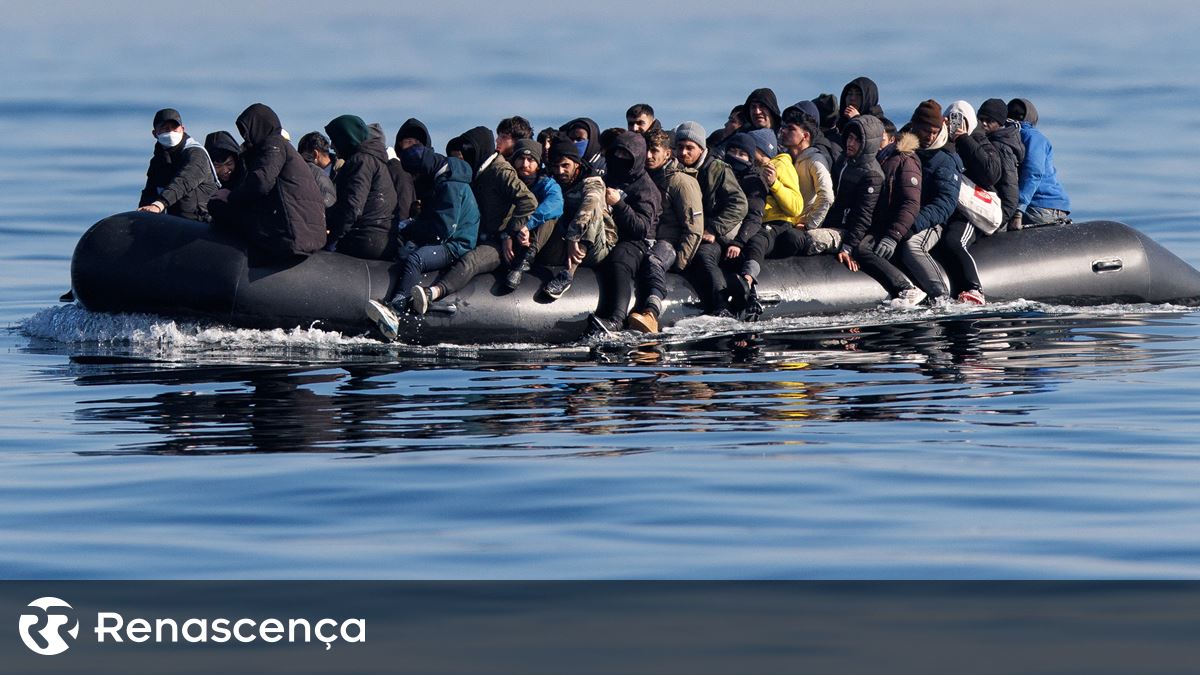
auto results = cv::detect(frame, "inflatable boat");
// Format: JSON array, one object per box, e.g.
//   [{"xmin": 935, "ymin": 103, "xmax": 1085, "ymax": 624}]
[{"xmin": 70, "ymin": 212, "xmax": 1200, "ymax": 345}]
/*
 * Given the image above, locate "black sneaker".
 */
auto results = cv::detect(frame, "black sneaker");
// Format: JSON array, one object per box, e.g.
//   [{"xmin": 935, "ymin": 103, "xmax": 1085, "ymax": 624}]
[
  {"xmin": 543, "ymin": 271, "xmax": 573, "ymax": 300},
  {"xmin": 586, "ymin": 313, "xmax": 618, "ymax": 337}
]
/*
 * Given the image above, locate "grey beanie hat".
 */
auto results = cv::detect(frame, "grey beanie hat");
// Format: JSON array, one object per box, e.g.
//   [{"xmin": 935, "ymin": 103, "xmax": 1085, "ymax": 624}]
[{"xmin": 673, "ymin": 121, "xmax": 707, "ymax": 151}]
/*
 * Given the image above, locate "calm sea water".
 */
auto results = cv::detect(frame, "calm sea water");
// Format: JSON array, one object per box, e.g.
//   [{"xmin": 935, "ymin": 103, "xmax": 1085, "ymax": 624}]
[{"xmin": 3, "ymin": 0, "xmax": 1200, "ymax": 578}]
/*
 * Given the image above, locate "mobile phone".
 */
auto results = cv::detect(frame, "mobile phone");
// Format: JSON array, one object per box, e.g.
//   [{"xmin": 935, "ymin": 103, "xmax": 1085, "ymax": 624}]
[{"xmin": 948, "ymin": 111, "xmax": 966, "ymax": 135}]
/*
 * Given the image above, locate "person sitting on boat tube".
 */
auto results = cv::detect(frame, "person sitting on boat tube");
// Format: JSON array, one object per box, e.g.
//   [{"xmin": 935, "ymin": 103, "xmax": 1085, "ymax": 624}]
[
  {"xmin": 736, "ymin": 127, "xmax": 807, "ymax": 309},
  {"xmin": 625, "ymin": 130, "xmax": 704, "ymax": 334},
  {"xmin": 672, "ymin": 121, "xmax": 749, "ymax": 317},
  {"xmin": 503, "ymin": 139, "xmax": 563, "ymax": 290},
  {"xmin": 365, "ymin": 145, "xmax": 479, "ymax": 341},
  {"xmin": 898, "ymin": 99, "xmax": 965, "ymax": 303},
  {"xmin": 976, "ymin": 98, "xmax": 1024, "ymax": 233},
  {"xmin": 539, "ymin": 137, "xmax": 614, "ymax": 300},
  {"xmin": 1007, "ymin": 97, "xmax": 1071, "ymax": 229},
  {"xmin": 138, "ymin": 108, "xmax": 220, "ymax": 222},
  {"xmin": 207, "ymin": 103, "xmax": 328, "ymax": 263},
  {"xmin": 323, "ymin": 115, "xmax": 399, "ymax": 261},
  {"xmin": 940, "ymin": 100, "xmax": 1002, "ymax": 306},
  {"xmin": 585, "ymin": 130, "xmax": 663, "ymax": 336},
  {"xmin": 836, "ymin": 117, "xmax": 928, "ymax": 307},
  {"xmin": 403, "ymin": 126, "xmax": 537, "ymax": 315}
]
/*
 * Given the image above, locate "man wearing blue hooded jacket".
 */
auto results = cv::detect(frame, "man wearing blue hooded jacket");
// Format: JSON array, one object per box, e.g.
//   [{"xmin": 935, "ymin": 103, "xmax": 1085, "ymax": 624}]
[{"xmin": 1007, "ymin": 98, "xmax": 1071, "ymax": 229}]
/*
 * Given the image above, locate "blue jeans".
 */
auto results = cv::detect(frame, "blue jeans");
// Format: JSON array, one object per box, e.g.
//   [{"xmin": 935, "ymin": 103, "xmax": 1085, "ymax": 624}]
[{"xmin": 392, "ymin": 243, "xmax": 454, "ymax": 303}]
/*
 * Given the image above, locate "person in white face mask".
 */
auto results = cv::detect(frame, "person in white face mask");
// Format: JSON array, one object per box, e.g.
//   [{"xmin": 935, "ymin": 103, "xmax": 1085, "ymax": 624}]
[{"xmin": 137, "ymin": 107, "xmax": 219, "ymax": 221}]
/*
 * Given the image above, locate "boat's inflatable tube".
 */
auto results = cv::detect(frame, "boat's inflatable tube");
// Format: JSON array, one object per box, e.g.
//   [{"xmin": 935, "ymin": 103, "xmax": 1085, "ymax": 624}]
[{"xmin": 72, "ymin": 212, "xmax": 1200, "ymax": 344}]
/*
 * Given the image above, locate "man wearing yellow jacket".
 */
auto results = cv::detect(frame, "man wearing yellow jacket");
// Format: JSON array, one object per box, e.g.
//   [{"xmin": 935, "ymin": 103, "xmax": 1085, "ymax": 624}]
[{"xmin": 734, "ymin": 128, "xmax": 805, "ymax": 301}]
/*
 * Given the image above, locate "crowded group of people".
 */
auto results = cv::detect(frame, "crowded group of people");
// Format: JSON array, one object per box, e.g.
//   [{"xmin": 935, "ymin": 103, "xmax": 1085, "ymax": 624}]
[{"xmin": 137, "ymin": 76, "xmax": 1072, "ymax": 340}]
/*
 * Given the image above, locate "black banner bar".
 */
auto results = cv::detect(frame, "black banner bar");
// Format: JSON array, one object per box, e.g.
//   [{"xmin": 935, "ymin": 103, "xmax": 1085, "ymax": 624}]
[{"xmin": 3, "ymin": 582, "xmax": 1198, "ymax": 674}]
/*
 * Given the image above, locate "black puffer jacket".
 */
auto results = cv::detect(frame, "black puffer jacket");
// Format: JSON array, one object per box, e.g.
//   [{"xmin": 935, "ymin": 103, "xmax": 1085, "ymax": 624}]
[
  {"xmin": 954, "ymin": 127, "xmax": 1001, "ymax": 190},
  {"xmin": 139, "ymin": 133, "xmax": 219, "ymax": 221},
  {"xmin": 226, "ymin": 103, "xmax": 327, "ymax": 257},
  {"xmin": 829, "ymin": 116, "xmax": 885, "ymax": 248},
  {"xmin": 325, "ymin": 118, "xmax": 398, "ymax": 257},
  {"xmin": 603, "ymin": 131, "xmax": 661, "ymax": 242},
  {"xmin": 986, "ymin": 122, "xmax": 1026, "ymax": 223}
]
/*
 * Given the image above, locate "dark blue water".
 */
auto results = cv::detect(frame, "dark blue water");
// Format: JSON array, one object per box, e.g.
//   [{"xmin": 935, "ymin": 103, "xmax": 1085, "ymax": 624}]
[{"xmin": 3, "ymin": 1, "xmax": 1200, "ymax": 578}]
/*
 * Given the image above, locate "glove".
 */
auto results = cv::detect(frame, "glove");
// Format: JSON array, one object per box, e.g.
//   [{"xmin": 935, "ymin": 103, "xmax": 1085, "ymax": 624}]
[
  {"xmin": 1007, "ymin": 213, "xmax": 1024, "ymax": 231},
  {"xmin": 873, "ymin": 236, "xmax": 897, "ymax": 260}
]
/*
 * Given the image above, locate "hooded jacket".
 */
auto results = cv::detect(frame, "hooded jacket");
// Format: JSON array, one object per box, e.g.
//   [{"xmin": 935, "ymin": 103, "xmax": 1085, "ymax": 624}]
[
  {"xmin": 324, "ymin": 116, "xmax": 398, "ymax": 256},
  {"xmin": 691, "ymin": 152, "xmax": 749, "ymax": 245},
  {"xmin": 1010, "ymin": 99, "xmax": 1071, "ymax": 213},
  {"xmin": 795, "ymin": 146, "xmax": 834, "ymax": 228},
  {"xmin": 827, "ymin": 116, "xmax": 885, "ymax": 249},
  {"xmin": 602, "ymin": 131, "xmax": 661, "ymax": 242},
  {"xmin": 458, "ymin": 126, "xmax": 537, "ymax": 240},
  {"xmin": 396, "ymin": 118, "xmax": 431, "ymax": 149},
  {"xmin": 649, "ymin": 158, "xmax": 704, "ymax": 270},
  {"xmin": 739, "ymin": 88, "xmax": 782, "ymax": 131},
  {"xmin": 140, "ymin": 132, "xmax": 220, "ymax": 222},
  {"xmin": 403, "ymin": 150, "xmax": 479, "ymax": 260},
  {"xmin": 227, "ymin": 103, "xmax": 326, "ymax": 257},
  {"xmin": 836, "ymin": 77, "xmax": 884, "ymax": 133},
  {"xmin": 763, "ymin": 152, "xmax": 804, "ymax": 225},
  {"xmin": 861, "ymin": 132, "xmax": 922, "ymax": 247},
  {"xmin": 986, "ymin": 122, "xmax": 1026, "ymax": 223},
  {"xmin": 204, "ymin": 130, "xmax": 245, "ymax": 191},
  {"xmin": 560, "ymin": 117, "xmax": 606, "ymax": 174}
]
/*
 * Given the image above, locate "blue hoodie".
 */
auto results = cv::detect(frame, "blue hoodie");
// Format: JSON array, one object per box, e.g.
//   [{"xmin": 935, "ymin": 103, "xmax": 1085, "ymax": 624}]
[
  {"xmin": 1013, "ymin": 98, "xmax": 1070, "ymax": 213},
  {"xmin": 526, "ymin": 175, "xmax": 563, "ymax": 231}
]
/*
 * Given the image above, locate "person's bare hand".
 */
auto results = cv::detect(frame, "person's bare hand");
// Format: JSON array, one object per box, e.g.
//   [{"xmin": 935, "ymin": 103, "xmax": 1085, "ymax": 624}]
[
  {"xmin": 702, "ymin": 233, "xmax": 716, "ymax": 243},
  {"xmin": 516, "ymin": 226, "xmax": 531, "ymax": 247},
  {"xmin": 837, "ymin": 250, "xmax": 859, "ymax": 272},
  {"xmin": 725, "ymin": 245, "xmax": 742, "ymax": 260},
  {"xmin": 138, "ymin": 202, "xmax": 163, "ymax": 214},
  {"xmin": 502, "ymin": 237, "xmax": 515, "ymax": 264},
  {"xmin": 843, "ymin": 105, "xmax": 860, "ymax": 119},
  {"xmin": 605, "ymin": 188, "xmax": 621, "ymax": 206},
  {"xmin": 762, "ymin": 163, "xmax": 777, "ymax": 186}
]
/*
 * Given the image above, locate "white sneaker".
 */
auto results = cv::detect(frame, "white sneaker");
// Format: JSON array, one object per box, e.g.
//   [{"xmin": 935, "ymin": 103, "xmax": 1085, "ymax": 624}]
[
  {"xmin": 892, "ymin": 287, "xmax": 927, "ymax": 308},
  {"xmin": 365, "ymin": 299, "xmax": 400, "ymax": 342}
]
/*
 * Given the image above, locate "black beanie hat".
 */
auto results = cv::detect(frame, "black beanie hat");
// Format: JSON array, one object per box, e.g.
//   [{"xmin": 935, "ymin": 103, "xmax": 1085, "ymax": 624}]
[
  {"xmin": 549, "ymin": 137, "xmax": 581, "ymax": 163},
  {"xmin": 978, "ymin": 98, "xmax": 1008, "ymax": 124},
  {"xmin": 512, "ymin": 138, "xmax": 542, "ymax": 164}
]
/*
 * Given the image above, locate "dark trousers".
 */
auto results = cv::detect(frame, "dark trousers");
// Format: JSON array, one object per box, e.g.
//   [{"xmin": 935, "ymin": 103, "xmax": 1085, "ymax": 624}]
[
  {"xmin": 941, "ymin": 217, "xmax": 982, "ymax": 292},
  {"xmin": 393, "ymin": 243, "xmax": 454, "ymax": 302},
  {"xmin": 855, "ymin": 233, "xmax": 916, "ymax": 296},
  {"xmin": 335, "ymin": 224, "xmax": 396, "ymax": 261},
  {"xmin": 438, "ymin": 242, "xmax": 503, "ymax": 296},
  {"xmin": 690, "ymin": 240, "xmax": 742, "ymax": 310},
  {"xmin": 741, "ymin": 223, "xmax": 810, "ymax": 279},
  {"xmin": 596, "ymin": 240, "xmax": 649, "ymax": 324}
]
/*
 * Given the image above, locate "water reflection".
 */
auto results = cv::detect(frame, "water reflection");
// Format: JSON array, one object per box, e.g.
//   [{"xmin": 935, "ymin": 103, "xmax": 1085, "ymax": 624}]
[{"xmin": 58, "ymin": 313, "xmax": 1196, "ymax": 457}]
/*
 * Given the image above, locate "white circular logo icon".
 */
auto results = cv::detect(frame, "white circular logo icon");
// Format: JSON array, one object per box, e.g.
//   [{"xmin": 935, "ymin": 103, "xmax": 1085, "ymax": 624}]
[{"xmin": 18, "ymin": 597, "xmax": 79, "ymax": 656}]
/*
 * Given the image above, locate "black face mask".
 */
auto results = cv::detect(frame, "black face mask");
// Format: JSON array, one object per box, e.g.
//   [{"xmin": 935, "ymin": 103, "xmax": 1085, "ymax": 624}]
[
  {"xmin": 724, "ymin": 153, "xmax": 752, "ymax": 174},
  {"xmin": 606, "ymin": 155, "xmax": 634, "ymax": 183}
]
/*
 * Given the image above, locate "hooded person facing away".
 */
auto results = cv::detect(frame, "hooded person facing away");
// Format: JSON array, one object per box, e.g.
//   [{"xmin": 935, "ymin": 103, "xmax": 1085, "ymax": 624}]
[
  {"xmin": 323, "ymin": 115, "xmax": 399, "ymax": 260},
  {"xmin": 138, "ymin": 107, "xmax": 220, "ymax": 222},
  {"xmin": 209, "ymin": 103, "xmax": 327, "ymax": 262},
  {"xmin": 1007, "ymin": 97, "xmax": 1071, "ymax": 228}
]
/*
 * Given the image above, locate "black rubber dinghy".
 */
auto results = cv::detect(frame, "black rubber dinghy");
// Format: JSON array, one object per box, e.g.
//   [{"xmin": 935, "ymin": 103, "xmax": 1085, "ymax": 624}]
[{"xmin": 71, "ymin": 212, "xmax": 1200, "ymax": 345}]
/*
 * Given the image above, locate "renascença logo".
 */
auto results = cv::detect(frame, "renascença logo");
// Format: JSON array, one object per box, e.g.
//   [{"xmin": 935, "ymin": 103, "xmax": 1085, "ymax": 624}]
[{"xmin": 18, "ymin": 597, "xmax": 80, "ymax": 656}]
